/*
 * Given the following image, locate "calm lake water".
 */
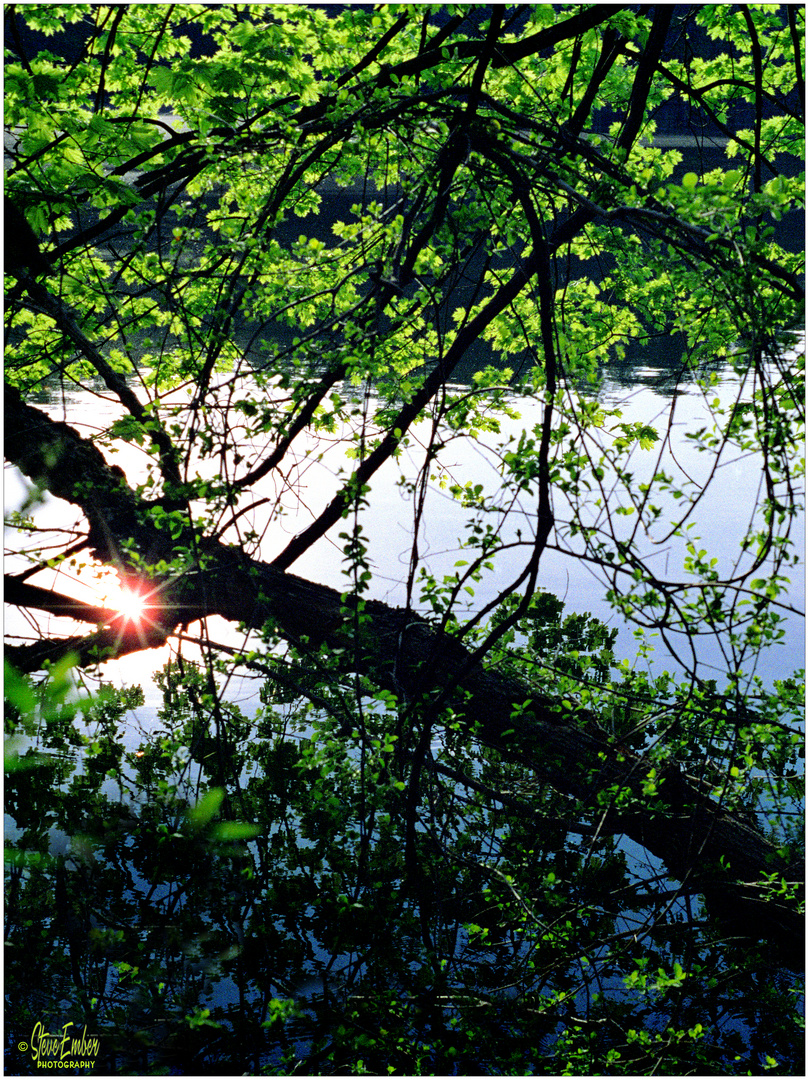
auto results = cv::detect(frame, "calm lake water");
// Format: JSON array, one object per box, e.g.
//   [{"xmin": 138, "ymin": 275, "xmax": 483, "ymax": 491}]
[
  {"xmin": 5, "ymin": 336, "xmax": 804, "ymax": 724},
  {"xmin": 6, "ymin": 344, "xmax": 802, "ymax": 1072}
]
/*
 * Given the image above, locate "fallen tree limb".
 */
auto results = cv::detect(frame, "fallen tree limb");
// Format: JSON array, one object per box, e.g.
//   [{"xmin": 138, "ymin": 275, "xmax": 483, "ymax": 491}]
[
  {"xmin": 4, "ymin": 385, "xmax": 803, "ymax": 965},
  {"xmin": 5, "ymin": 575, "xmax": 118, "ymax": 625}
]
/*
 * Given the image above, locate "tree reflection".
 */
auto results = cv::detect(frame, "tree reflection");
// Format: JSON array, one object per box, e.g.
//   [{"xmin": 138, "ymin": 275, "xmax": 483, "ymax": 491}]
[{"xmin": 5, "ymin": 600, "xmax": 803, "ymax": 1074}]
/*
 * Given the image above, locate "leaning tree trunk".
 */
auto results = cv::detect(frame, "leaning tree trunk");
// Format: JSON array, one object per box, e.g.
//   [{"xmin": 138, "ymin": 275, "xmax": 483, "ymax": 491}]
[{"xmin": 4, "ymin": 384, "xmax": 803, "ymax": 966}]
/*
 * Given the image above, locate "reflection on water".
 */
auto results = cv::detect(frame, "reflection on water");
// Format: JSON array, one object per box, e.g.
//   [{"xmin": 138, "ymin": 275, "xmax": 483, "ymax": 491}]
[
  {"xmin": 5, "ymin": 355, "xmax": 803, "ymax": 1076},
  {"xmin": 5, "ymin": 344, "xmax": 804, "ymax": 704}
]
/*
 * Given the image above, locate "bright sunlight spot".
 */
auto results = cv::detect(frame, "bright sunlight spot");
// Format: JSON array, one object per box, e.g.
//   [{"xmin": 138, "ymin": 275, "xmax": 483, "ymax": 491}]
[
  {"xmin": 117, "ymin": 588, "xmax": 147, "ymax": 624},
  {"xmin": 97, "ymin": 576, "xmax": 149, "ymax": 625}
]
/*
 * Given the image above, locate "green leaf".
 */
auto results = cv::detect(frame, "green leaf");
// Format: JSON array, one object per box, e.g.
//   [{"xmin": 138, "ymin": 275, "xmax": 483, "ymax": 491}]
[
  {"xmin": 4, "ymin": 661, "xmax": 36, "ymax": 719},
  {"xmin": 210, "ymin": 821, "xmax": 262, "ymax": 841},
  {"xmin": 187, "ymin": 788, "xmax": 224, "ymax": 830}
]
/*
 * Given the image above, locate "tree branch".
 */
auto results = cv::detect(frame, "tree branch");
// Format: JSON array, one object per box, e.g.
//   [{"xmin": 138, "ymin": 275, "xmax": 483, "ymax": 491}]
[
  {"xmin": 5, "ymin": 575, "xmax": 117, "ymax": 625},
  {"xmin": 270, "ymin": 245, "xmax": 544, "ymax": 571},
  {"xmin": 3, "ymin": 392, "xmax": 802, "ymax": 963},
  {"xmin": 11, "ymin": 280, "xmax": 183, "ymax": 492}
]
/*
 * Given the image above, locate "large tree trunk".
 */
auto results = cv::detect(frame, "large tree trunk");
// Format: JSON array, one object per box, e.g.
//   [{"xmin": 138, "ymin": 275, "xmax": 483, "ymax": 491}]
[{"xmin": 4, "ymin": 384, "xmax": 803, "ymax": 966}]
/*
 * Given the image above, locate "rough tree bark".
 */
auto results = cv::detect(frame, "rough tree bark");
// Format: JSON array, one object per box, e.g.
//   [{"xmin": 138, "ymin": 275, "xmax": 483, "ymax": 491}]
[{"xmin": 5, "ymin": 384, "xmax": 802, "ymax": 966}]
